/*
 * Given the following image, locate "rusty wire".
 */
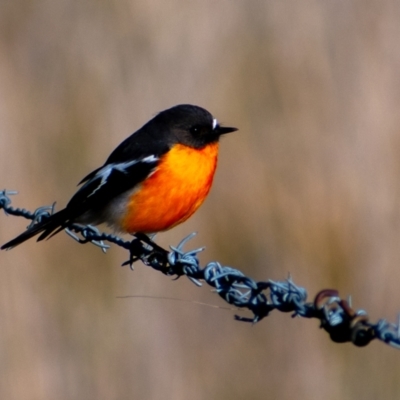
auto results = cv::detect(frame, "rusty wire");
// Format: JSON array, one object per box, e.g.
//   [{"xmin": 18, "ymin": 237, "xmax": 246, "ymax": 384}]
[{"xmin": 1, "ymin": 189, "xmax": 400, "ymax": 349}]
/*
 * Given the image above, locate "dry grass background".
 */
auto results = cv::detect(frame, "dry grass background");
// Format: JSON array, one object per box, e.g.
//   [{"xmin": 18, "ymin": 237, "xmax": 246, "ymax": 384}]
[{"xmin": 1, "ymin": 0, "xmax": 400, "ymax": 399}]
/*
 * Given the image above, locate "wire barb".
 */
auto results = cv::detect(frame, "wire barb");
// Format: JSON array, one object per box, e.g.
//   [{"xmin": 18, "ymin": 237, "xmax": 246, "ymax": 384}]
[{"xmin": 1, "ymin": 189, "xmax": 400, "ymax": 349}]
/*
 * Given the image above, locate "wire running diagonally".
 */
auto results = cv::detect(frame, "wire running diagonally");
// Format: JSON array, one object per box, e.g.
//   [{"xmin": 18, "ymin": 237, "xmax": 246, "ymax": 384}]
[{"xmin": 1, "ymin": 189, "xmax": 400, "ymax": 349}]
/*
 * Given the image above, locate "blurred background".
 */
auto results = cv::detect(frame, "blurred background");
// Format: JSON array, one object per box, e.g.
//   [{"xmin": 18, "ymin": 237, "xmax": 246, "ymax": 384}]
[{"xmin": 1, "ymin": 0, "xmax": 400, "ymax": 399}]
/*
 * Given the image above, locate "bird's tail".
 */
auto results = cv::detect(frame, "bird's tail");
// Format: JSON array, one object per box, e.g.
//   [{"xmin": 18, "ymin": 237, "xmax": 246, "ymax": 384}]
[{"xmin": 1, "ymin": 208, "xmax": 70, "ymax": 250}]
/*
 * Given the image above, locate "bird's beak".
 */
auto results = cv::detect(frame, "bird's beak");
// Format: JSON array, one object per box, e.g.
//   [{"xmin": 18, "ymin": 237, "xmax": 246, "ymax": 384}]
[{"xmin": 216, "ymin": 126, "xmax": 238, "ymax": 135}]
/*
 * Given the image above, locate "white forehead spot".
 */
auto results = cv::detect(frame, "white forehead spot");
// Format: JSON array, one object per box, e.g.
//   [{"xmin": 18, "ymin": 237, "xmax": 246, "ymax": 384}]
[{"xmin": 212, "ymin": 118, "xmax": 218, "ymax": 130}]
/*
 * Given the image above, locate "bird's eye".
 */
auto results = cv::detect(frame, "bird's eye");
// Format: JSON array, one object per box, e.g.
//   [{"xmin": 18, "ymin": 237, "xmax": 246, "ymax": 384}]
[{"xmin": 190, "ymin": 125, "xmax": 201, "ymax": 135}]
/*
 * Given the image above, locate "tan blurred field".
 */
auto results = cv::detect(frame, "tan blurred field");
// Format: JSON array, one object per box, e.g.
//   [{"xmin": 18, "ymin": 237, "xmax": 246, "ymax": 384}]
[{"xmin": 1, "ymin": 1, "xmax": 400, "ymax": 399}]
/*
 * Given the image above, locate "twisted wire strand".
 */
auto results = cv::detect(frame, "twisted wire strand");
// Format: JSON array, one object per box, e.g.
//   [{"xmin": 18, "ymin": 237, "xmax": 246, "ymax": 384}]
[{"xmin": 1, "ymin": 189, "xmax": 400, "ymax": 349}]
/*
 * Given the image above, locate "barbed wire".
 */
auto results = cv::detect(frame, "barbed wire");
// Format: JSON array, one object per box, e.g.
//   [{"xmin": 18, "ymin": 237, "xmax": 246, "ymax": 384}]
[{"xmin": 1, "ymin": 189, "xmax": 400, "ymax": 349}]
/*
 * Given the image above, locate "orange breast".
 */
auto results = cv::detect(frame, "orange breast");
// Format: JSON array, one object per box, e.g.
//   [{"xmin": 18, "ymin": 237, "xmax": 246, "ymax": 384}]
[{"xmin": 122, "ymin": 142, "xmax": 219, "ymax": 233}]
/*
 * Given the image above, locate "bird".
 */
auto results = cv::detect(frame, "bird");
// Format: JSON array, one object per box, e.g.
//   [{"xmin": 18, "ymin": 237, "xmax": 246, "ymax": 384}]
[{"xmin": 1, "ymin": 104, "xmax": 237, "ymax": 250}]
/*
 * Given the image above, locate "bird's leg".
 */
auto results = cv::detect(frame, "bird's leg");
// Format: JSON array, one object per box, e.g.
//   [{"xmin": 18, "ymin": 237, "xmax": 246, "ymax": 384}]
[
  {"xmin": 127, "ymin": 232, "xmax": 169, "ymax": 272},
  {"xmin": 133, "ymin": 232, "xmax": 165, "ymax": 253}
]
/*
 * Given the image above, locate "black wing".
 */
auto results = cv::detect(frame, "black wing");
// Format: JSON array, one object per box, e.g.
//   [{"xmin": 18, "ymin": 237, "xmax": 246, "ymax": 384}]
[
  {"xmin": 78, "ymin": 125, "xmax": 170, "ymax": 186},
  {"xmin": 67, "ymin": 156, "xmax": 160, "ymax": 217}
]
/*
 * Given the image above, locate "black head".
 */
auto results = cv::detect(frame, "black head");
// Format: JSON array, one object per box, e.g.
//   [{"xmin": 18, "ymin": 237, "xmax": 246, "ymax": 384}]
[
  {"xmin": 105, "ymin": 105, "xmax": 237, "ymax": 164},
  {"xmin": 150, "ymin": 104, "xmax": 237, "ymax": 149}
]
